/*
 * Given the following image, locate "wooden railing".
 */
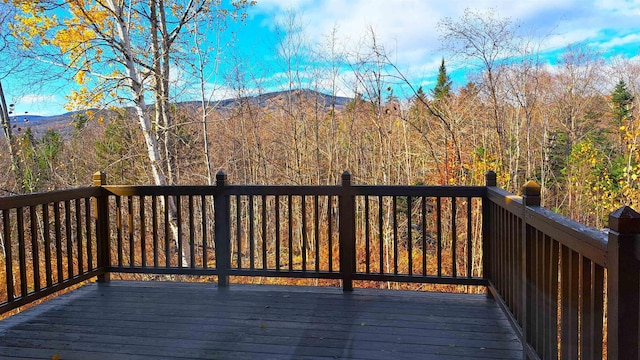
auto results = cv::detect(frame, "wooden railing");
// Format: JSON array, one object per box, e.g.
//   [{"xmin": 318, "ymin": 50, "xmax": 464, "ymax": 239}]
[
  {"xmin": 484, "ymin": 171, "xmax": 640, "ymax": 360},
  {"xmin": 0, "ymin": 187, "xmax": 104, "ymax": 312},
  {"xmin": 1, "ymin": 171, "xmax": 639, "ymax": 359},
  {"xmin": 97, "ymin": 172, "xmax": 487, "ymax": 290},
  {"xmin": 486, "ymin": 173, "xmax": 607, "ymax": 359}
]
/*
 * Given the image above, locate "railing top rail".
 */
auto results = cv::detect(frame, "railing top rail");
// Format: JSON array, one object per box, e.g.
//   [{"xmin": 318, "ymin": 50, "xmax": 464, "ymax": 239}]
[
  {"xmin": 102, "ymin": 184, "xmax": 343, "ymax": 197},
  {"xmin": 487, "ymin": 185, "xmax": 608, "ymax": 267},
  {"xmin": 101, "ymin": 184, "xmax": 487, "ymax": 198},
  {"xmin": 0, "ymin": 187, "xmax": 100, "ymax": 210},
  {"xmin": 529, "ymin": 206, "xmax": 608, "ymax": 266},
  {"xmin": 102, "ymin": 185, "xmax": 219, "ymax": 197},
  {"xmin": 352, "ymin": 185, "xmax": 486, "ymax": 197},
  {"xmin": 486, "ymin": 186, "xmax": 523, "ymax": 215},
  {"xmin": 226, "ymin": 185, "xmax": 343, "ymax": 196}
]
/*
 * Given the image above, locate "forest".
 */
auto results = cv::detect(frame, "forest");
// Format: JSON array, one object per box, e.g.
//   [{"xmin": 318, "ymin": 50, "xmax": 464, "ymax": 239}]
[{"xmin": 0, "ymin": 3, "xmax": 638, "ymax": 231}]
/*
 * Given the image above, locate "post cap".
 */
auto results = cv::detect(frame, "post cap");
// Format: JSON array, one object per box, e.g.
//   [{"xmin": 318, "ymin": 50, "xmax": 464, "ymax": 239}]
[
  {"xmin": 485, "ymin": 171, "xmax": 497, "ymax": 186},
  {"xmin": 522, "ymin": 180, "xmax": 541, "ymax": 196},
  {"xmin": 216, "ymin": 171, "xmax": 227, "ymax": 186},
  {"xmin": 93, "ymin": 172, "xmax": 106, "ymax": 186},
  {"xmin": 342, "ymin": 171, "xmax": 351, "ymax": 185},
  {"xmin": 522, "ymin": 180, "xmax": 541, "ymax": 206},
  {"xmin": 609, "ymin": 206, "xmax": 640, "ymax": 232}
]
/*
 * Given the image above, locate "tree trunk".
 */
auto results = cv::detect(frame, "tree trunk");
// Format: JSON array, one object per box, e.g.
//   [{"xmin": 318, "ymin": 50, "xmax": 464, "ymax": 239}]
[
  {"xmin": 0, "ymin": 81, "xmax": 23, "ymax": 192},
  {"xmin": 108, "ymin": 0, "xmax": 190, "ymax": 267}
]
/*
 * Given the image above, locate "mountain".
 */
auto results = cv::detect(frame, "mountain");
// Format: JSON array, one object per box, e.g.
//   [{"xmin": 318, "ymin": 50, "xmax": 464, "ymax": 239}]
[
  {"xmin": 8, "ymin": 89, "xmax": 353, "ymax": 136},
  {"xmin": 178, "ymin": 89, "xmax": 352, "ymax": 113},
  {"xmin": 8, "ymin": 108, "xmax": 109, "ymax": 137},
  {"xmin": 10, "ymin": 113, "xmax": 74, "ymax": 129}
]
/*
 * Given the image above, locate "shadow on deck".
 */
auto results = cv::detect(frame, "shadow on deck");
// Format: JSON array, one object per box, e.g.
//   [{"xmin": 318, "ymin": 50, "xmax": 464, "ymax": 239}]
[{"xmin": 0, "ymin": 281, "xmax": 521, "ymax": 359}]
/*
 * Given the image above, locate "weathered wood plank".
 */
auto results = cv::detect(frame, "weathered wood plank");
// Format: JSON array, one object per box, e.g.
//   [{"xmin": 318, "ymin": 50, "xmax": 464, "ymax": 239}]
[{"xmin": 0, "ymin": 281, "xmax": 521, "ymax": 359}]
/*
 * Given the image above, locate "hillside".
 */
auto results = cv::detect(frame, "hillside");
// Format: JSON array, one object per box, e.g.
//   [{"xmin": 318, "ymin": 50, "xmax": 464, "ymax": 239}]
[{"xmin": 8, "ymin": 89, "xmax": 353, "ymax": 136}]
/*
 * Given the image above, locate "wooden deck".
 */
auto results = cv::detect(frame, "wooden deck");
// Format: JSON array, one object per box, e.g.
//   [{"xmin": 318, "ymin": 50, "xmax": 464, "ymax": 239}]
[{"xmin": 0, "ymin": 281, "xmax": 521, "ymax": 359}]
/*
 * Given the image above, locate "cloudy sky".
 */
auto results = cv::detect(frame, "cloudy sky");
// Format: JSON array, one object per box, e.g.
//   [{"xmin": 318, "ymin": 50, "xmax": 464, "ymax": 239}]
[
  {"xmin": 6, "ymin": 0, "xmax": 640, "ymax": 116},
  {"xmin": 250, "ymin": 0, "xmax": 640, "ymax": 55},
  {"xmin": 246, "ymin": 0, "xmax": 640, "ymax": 72}
]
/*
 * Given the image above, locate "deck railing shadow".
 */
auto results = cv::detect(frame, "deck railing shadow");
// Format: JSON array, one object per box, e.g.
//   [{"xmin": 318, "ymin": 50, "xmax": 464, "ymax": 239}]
[{"xmin": 1, "ymin": 170, "xmax": 639, "ymax": 359}]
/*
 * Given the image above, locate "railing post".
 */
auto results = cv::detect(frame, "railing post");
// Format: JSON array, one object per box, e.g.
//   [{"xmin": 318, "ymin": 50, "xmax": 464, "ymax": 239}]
[
  {"xmin": 93, "ymin": 172, "xmax": 110, "ymax": 283},
  {"xmin": 339, "ymin": 171, "xmax": 355, "ymax": 292},
  {"xmin": 485, "ymin": 170, "xmax": 497, "ymax": 187},
  {"xmin": 483, "ymin": 171, "xmax": 496, "ymax": 292},
  {"xmin": 607, "ymin": 206, "xmax": 640, "ymax": 360},
  {"xmin": 522, "ymin": 181, "xmax": 540, "ymax": 207},
  {"xmin": 522, "ymin": 180, "xmax": 540, "ymax": 358},
  {"xmin": 214, "ymin": 171, "xmax": 230, "ymax": 288}
]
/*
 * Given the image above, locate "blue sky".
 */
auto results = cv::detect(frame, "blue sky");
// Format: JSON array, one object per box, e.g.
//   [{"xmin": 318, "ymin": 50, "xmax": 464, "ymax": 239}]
[{"xmin": 4, "ymin": 0, "xmax": 640, "ymax": 116}]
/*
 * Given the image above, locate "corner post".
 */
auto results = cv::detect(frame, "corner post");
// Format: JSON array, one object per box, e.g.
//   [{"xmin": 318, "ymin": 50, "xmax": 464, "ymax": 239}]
[
  {"xmin": 339, "ymin": 171, "xmax": 355, "ymax": 292},
  {"xmin": 522, "ymin": 180, "xmax": 541, "ymax": 356},
  {"xmin": 214, "ymin": 171, "xmax": 230, "ymax": 288},
  {"xmin": 483, "ymin": 171, "xmax": 496, "ymax": 289},
  {"xmin": 93, "ymin": 172, "xmax": 110, "ymax": 283},
  {"xmin": 607, "ymin": 206, "xmax": 640, "ymax": 360}
]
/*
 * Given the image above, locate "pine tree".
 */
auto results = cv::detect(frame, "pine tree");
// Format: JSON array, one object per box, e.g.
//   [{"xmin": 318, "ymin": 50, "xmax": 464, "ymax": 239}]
[
  {"xmin": 611, "ymin": 79, "xmax": 633, "ymax": 126},
  {"xmin": 432, "ymin": 58, "xmax": 452, "ymax": 101},
  {"xmin": 611, "ymin": 79, "xmax": 634, "ymax": 154},
  {"xmin": 414, "ymin": 86, "xmax": 426, "ymax": 104}
]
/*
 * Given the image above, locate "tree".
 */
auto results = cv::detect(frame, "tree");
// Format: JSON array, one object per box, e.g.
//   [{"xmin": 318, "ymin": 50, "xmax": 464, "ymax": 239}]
[
  {"xmin": 95, "ymin": 112, "xmax": 148, "ymax": 184},
  {"xmin": 18, "ymin": 128, "xmax": 63, "ymax": 193},
  {"xmin": 10, "ymin": 0, "xmax": 253, "ymax": 182},
  {"xmin": 0, "ymin": 81, "xmax": 23, "ymax": 192},
  {"xmin": 612, "ymin": 80, "xmax": 633, "ymax": 124},
  {"xmin": 0, "ymin": 3, "xmax": 26, "ymax": 193},
  {"xmin": 9, "ymin": 0, "xmax": 253, "ymax": 266},
  {"xmin": 432, "ymin": 58, "xmax": 451, "ymax": 101},
  {"xmin": 611, "ymin": 80, "xmax": 634, "ymax": 150},
  {"xmin": 500, "ymin": 39, "xmax": 546, "ymax": 190},
  {"xmin": 438, "ymin": 8, "xmax": 519, "ymax": 185}
]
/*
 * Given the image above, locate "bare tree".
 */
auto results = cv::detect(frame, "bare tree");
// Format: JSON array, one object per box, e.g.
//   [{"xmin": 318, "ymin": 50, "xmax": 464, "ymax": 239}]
[{"xmin": 439, "ymin": 8, "xmax": 518, "ymax": 186}]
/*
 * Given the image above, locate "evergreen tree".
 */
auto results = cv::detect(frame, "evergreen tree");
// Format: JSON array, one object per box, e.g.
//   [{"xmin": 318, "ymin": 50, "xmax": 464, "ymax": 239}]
[
  {"xmin": 432, "ymin": 58, "xmax": 452, "ymax": 101},
  {"xmin": 414, "ymin": 86, "xmax": 427, "ymax": 104},
  {"xmin": 611, "ymin": 79, "xmax": 633, "ymax": 126},
  {"xmin": 610, "ymin": 79, "xmax": 634, "ymax": 154},
  {"xmin": 19, "ymin": 128, "xmax": 63, "ymax": 192}
]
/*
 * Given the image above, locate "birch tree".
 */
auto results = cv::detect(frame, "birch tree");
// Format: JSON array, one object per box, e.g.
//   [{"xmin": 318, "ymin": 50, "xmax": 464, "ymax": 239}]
[{"xmin": 9, "ymin": 0, "xmax": 253, "ymax": 266}]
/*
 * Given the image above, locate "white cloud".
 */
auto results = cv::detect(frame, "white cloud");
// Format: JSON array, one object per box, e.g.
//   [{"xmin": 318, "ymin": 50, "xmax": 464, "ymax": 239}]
[
  {"xmin": 9, "ymin": 94, "xmax": 64, "ymax": 116},
  {"xmin": 543, "ymin": 28, "xmax": 602, "ymax": 52},
  {"xmin": 15, "ymin": 94, "xmax": 57, "ymax": 105},
  {"xmin": 595, "ymin": 0, "xmax": 640, "ymax": 15},
  {"xmin": 599, "ymin": 33, "xmax": 640, "ymax": 49}
]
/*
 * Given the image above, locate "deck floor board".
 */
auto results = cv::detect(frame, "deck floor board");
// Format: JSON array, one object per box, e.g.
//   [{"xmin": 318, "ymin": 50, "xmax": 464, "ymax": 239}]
[{"xmin": 0, "ymin": 281, "xmax": 521, "ymax": 359}]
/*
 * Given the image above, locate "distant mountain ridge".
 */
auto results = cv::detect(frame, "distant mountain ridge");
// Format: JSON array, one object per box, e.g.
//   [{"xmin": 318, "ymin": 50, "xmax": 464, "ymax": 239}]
[
  {"xmin": 177, "ymin": 89, "xmax": 352, "ymax": 113},
  {"xmin": 9, "ymin": 89, "xmax": 353, "ymax": 135}
]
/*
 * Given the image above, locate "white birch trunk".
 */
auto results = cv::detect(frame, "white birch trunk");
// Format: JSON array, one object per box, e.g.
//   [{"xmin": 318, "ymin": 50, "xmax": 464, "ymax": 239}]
[{"xmin": 106, "ymin": 0, "xmax": 190, "ymax": 267}]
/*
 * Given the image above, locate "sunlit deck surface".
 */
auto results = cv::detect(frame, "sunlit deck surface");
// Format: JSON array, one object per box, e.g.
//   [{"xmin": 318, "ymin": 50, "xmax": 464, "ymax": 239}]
[{"xmin": 0, "ymin": 281, "xmax": 521, "ymax": 359}]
